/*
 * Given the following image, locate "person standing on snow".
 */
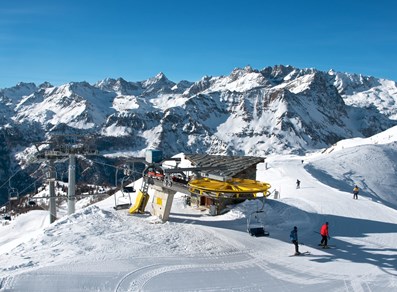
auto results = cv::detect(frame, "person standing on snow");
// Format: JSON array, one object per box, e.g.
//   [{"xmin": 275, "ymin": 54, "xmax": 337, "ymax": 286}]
[
  {"xmin": 290, "ymin": 226, "xmax": 300, "ymax": 255},
  {"xmin": 353, "ymin": 185, "xmax": 359, "ymax": 200},
  {"xmin": 320, "ymin": 222, "xmax": 330, "ymax": 248},
  {"xmin": 296, "ymin": 179, "xmax": 301, "ymax": 189}
]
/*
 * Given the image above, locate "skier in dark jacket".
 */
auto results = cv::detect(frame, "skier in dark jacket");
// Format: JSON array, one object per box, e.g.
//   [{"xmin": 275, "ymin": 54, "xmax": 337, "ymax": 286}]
[
  {"xmin": 296, "ymin": 179, "xmax": 301, "ymax": 189},
  {"xmin": 320, "ymin": 222, "xmax": 330, "ymax": 248},
  {"xmin": 290, "ymin": 226, "xmax": 300, "ymax": 255}
]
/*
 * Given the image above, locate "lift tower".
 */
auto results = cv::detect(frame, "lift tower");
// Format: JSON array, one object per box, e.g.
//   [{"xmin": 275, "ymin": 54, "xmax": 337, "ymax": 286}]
[{"xmin": 35, "ymin": 135, "xmax": 98, "ymax": 223}]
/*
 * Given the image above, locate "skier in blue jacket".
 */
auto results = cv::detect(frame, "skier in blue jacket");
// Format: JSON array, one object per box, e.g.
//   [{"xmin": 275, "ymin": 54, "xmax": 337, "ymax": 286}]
[{"xmin": 290, "ymin": 226, "xmax": 300, "ymax": 255}]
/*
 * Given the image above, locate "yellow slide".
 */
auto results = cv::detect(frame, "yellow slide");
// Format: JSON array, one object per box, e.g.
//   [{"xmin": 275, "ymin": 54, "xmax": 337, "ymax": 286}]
[{"xmin": 128, "ymin": 191, "xmax": 149, "ymax": 214}]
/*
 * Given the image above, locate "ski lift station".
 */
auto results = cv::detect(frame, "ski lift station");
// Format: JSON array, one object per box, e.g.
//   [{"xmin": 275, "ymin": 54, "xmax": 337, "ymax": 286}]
[{"xmin": 127, "ymin": 150, "xmax": 271, "ymax": 223}]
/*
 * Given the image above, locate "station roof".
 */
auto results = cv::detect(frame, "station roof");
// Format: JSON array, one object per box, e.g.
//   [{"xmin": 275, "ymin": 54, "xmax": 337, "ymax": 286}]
[{"xmin": 184, "ymin": 154, "xmax": 265, "ymax": 179}]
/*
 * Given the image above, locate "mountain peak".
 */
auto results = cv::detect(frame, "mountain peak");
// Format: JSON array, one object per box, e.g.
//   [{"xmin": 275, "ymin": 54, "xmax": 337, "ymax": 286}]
[
  {"xmin": 144, "ymin": 72, "xmax": 170, "ymax": 85},
  {"xmin": 155, "ymin": 72, "xmax": 167, "ymax": 80},
  {"xmin": 0, "ymin": 82, "xmax": 38, "ymax": 103},
  {"xmin": 229, "ymin": 66, "xmax": 260, "ymax": 82},
  {"xmin": 141, "ymin": 72, "xmax": 176, "ymax": 94},
  {"xmin": 39, "ymin": 82, "xmax": 53, "ymax": 89}
]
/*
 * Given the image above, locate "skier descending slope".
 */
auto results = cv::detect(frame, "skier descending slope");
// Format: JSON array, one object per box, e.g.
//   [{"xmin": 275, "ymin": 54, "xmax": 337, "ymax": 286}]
[
  {"xmin": 319, "ymin": 222, "xmax": 330, "ymax": 248},
  {"xmin": 290, "ymin": 226, "xmax": 300, "ymax": 255}
]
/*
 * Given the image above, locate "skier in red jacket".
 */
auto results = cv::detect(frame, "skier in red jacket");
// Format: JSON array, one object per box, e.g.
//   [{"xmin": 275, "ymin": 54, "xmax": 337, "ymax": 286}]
[{"xmin": 320, "ymin": 222, "xmax": 330, "ymax": 248}]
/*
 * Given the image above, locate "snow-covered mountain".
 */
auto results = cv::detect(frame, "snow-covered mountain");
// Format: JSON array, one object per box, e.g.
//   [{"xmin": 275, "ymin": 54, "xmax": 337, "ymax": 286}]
[
  {"xmin": 1, "ymin": 65, "xmax": 397, "ymax": 203},
  {"xmin": 331, "ymin": 70, "xmax": 397, "ymax": 119}
]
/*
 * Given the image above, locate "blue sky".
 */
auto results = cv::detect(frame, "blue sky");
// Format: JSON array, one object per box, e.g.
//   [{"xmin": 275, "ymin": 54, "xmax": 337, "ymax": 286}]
[{"xmin": 0, "ymin": 0, "xmax": 396, "ymax": 88}]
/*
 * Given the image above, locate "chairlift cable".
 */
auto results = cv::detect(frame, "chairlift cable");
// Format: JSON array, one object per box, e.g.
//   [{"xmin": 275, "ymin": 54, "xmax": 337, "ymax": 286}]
[
  {"xmin": 18, "ymin": 174, "xmax": 47, "ymax": 197},
  {"xmin": 90, "ymin": 159, "xmax": 143, "ymax": 179},
  {"xmin": 0, "ymin": 168, "xmax": 23, "ymax": 190}
]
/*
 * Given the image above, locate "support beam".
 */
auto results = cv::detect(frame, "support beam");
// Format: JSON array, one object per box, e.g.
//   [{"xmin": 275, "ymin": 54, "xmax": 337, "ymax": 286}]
[
  {"xmin": 67, "ymin": 154, "xmax": 76, "ymax": 215},
  {"xmin": 48, "ymin": 159, "xmax": 57, "ymax": 223}
]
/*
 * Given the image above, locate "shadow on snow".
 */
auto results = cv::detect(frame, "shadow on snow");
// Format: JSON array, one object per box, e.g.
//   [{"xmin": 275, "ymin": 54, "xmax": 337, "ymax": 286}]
[{"xmin": 169, "ymin": 199, "xmax": 397, "ymax": 276}]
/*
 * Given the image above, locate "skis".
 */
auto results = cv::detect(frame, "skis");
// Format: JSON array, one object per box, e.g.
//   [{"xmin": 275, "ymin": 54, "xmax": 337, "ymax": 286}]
[
  {"xmin": 317, "ymin": 244, "xmax": 336, "ymax": 249},
  {"xmin": 289, "ymin": 251, "xmax": 311, "ymax": 257}
]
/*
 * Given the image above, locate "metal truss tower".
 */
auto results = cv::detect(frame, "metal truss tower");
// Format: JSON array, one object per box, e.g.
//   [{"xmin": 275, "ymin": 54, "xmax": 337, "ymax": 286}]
[{"xmin": 35, "ymin": 135, "xmax": 98, "ymax": 223}]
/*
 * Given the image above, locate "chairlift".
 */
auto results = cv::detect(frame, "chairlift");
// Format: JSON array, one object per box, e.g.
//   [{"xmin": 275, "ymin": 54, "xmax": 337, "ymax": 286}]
[
  {"xmin": 247, "ymin": 197, "xmax": 269, "ymax": 237},
  {"xmin": 8, "ymin": 188, "xmax": 19, "ymax": 201},
  {"xmin": 247, "ymin": 211, "xmax": 269, "ymax": 237},
  {"xmin": 113, "ymin": 173, "xmax": 133, "ymax": 210},
  {"xmin": 122, "ymin": 163, "xmax": 137, "ymax": 193},
  {"xmin": 123, "ymin": 186, "xmax": 136, "ymax": 193}
]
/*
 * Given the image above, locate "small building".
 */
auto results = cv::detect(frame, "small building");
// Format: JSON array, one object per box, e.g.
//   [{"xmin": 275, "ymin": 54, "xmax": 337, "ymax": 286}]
[{"xmin": 184, "ymin": 154, "xmax": 267, "ymax": 214}]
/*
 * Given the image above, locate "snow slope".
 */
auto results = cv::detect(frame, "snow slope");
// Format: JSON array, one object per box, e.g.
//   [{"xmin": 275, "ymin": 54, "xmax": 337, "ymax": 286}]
[
  {"xmin": 311, "ymin": 125, "xmax": 397, "ymax": 207},
  {"xmin": 1, "ymin": 136, "xmax": 397, "ymax": 291}
]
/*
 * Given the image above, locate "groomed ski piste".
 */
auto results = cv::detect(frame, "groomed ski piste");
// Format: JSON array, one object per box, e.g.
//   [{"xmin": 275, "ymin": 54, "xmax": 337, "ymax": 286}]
[{"xmin": 1, "ymin": 127, "xmax": 397, "ymax": 291}]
